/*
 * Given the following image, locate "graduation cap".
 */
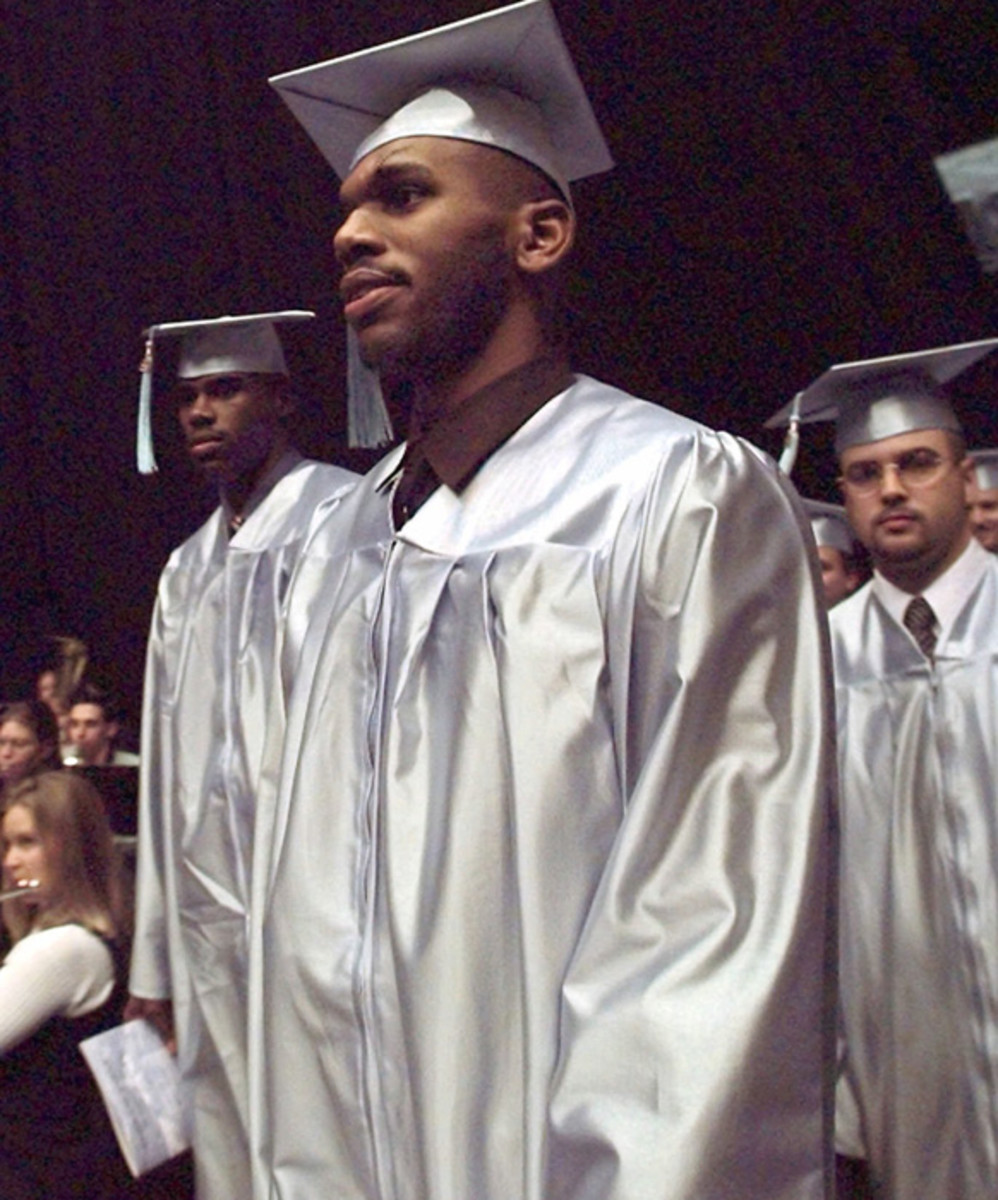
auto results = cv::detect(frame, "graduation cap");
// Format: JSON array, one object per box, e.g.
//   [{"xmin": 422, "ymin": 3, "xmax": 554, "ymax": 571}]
[
  {"xmin": 135, "ymin": 311, "xmax": 314, "ymax": 475},
  {"xmin": 802, "ymin": 499, "xmax": 855, "ymax": 556},
  {"xmin": 767, "ymin": 337, "xmax": 998, "ymax": 464},
  {"xmin": 268, "ymin": 0, "xmax": 613, "ymax": 203},
  {"xmin": 971, "ymin": 448, "xmax": 998, "ymax": 491}
]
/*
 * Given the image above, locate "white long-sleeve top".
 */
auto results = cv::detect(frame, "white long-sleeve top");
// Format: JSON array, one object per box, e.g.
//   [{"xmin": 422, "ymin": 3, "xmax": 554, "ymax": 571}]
[{"xmin": 0, "ymin": 924, "xmax": 114, "ymax": 1054}]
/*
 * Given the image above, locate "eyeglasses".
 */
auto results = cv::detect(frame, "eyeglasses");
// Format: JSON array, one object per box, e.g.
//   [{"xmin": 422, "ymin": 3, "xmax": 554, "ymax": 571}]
[{"xmin": 838, "ymin": 448, "xmax": 954, "ymax": 496}]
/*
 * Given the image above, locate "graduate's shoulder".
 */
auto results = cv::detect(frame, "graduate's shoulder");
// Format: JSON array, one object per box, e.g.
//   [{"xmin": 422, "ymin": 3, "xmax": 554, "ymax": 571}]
[{"xmin": 559, "ymin": 374, "xmax": 782, "ymax": 497}]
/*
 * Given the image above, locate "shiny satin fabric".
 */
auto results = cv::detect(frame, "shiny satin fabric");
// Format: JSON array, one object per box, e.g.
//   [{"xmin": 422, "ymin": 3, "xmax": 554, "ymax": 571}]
[
  {"xmin": 830, "ymin": 554, "xmax": 998, "ymax": 1197},
  {"xmin": 251, "ymin": 378, "xmax": 836, "ymax": 1200},
  {"xmin": 129, "ymin": 453, "xmax": 356, "ymax": 1200}
]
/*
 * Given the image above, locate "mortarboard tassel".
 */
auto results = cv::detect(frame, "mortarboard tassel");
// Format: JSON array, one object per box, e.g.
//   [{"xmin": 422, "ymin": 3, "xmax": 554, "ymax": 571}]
[
  {"xmin": 347, "ymin": 326, "xmax": 394, "ymax": 449},
  {"xmin": 778, "ymin": 391, "xmax": 802, "ymax": 476},
  {"xmin": 137, "ymin": 334, "xmax": 159, "ymax": 475}
]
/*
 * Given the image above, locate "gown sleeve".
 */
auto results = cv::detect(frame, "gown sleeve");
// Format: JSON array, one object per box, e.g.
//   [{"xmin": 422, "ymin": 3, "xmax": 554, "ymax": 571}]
[
  {"xmin": 128, "ymin": 592, "xmax": 173, "ymax": 1000},
  {"xmin": 545, "ymin": 433, "xmax": 836, "ymax": 1199}
]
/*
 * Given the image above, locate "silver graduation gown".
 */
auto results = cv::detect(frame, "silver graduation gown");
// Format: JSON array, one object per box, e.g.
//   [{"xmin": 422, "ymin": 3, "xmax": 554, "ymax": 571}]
[
  {"xmin": 130, "ymin": 453, "xmax": 356, "ymax": 1200},
  {"xmin": 254, "ymin": 377, "xmax": 836, "ymax": 1200},
  {"xmin": 830, "ymin": 549, "xmax": 998, "ymax": 1197}
]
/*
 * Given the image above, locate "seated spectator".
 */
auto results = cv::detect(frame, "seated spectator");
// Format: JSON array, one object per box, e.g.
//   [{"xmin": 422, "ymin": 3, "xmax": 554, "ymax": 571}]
[
  {"xmin": 0, "ymin": 701, "xmax": 62, "ymax": 807},
  {"xmin": 66, "ymin": 683, "xmax": 139, "ymax": 768},
  {"xmin": 35, "ymin": 669, "xmax": 61, "ymax": 714},
  {"xmin": 0, "ymin": 770, "xmax": 133, "ymax": 1199}
]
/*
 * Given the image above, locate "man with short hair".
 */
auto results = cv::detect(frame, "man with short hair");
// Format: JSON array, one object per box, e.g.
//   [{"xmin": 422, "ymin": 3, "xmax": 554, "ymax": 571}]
[
  {"xmin": 126, "ymin": 313, "xmax": 356, "ymax": 1199},
  {"xmin": 798, "ymin": 342, "xmax": 998, "ymax": 1198},
  {"xmin": 968, "ymin": 448, "xmax": 998, "ymax": 552},
  {"xmin": 66, "ymin": 682, "xmax": 138, "ymax": 766},
  {"xmin": 252, "ymin": 6, "xmax": 836, "ymax": 1198}
]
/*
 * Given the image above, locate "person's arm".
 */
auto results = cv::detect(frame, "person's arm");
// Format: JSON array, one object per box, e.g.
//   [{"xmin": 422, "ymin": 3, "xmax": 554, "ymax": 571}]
[
  {"xmin": 0, "ymin": 925, "xmax": 114, "ymax": 1053},
  {"xmin": 545, "ymin": 433, "xmax": 836, "ymax": 1199},
  {"xmin": 129, "ymin": 591, "xmax": 175, "ymax": 1008}
]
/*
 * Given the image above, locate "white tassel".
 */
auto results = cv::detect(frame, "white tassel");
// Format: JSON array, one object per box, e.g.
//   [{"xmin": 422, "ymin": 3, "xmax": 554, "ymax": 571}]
[
  {"xmin": 347, "ymin": 327, "xmax": 394, "ymax": 449},
  {"xmin": 777, "ymin": 391, "xmax": 802, "ymax": 476},
  {"xmin": 137, "ymin": 335, "xmax": 159, "ymax": 475}
]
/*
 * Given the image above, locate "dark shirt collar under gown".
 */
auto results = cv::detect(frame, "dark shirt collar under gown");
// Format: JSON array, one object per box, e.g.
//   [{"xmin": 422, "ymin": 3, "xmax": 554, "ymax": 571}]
[{"xmin": 382, "ymin": 355, "xmax": 573, "ymax": 527}]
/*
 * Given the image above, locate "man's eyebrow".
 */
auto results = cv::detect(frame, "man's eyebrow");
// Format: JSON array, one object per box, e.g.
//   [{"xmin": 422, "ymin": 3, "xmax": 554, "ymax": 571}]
[
  {"xmin": 340, "ymin": 160, "xmax": 435, "ymax": 208},
  {"xmin": 373, "ymin": 159, "xmax": 434, "ymax": 180}
]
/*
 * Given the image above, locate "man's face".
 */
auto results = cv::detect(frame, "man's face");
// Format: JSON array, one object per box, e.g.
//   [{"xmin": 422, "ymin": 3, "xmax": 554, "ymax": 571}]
[
  {"xmin": 175, "ymin": 374, "xmax": 289, "ymax": 483},
  {"xmin": 67, "ymin": 702, "xmax": 118, "ymax": 766},
  {"xmin": 839, "ymin": 428, "xmax": 973, "ymax": 589},
  {"xmin": 968, "ymin": 478, "xmax": 998, "ymax": 552},
  {"xmin": 334, "ymin": 137, "xmax": 518, "ymax": 386},
  {"xmin": 36, "ymin": 670, "xmax": 57, "ymax": 708},
  {"xmin": 816, "ymin": 545, "xmax": 859, "ymax": 608}
]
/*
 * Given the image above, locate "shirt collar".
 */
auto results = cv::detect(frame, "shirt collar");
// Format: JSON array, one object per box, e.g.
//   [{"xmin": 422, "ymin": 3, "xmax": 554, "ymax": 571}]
[
  {"xmin": 872, "ymin": 536, "xmax": 991, "ymax": 640},
  {"xmin": 383, "ymin": 353, "xmax": 574, "ymax": 495},
  {"xmin": 221, "ymin": 449, "xmax": 302, "ymax": 534}
]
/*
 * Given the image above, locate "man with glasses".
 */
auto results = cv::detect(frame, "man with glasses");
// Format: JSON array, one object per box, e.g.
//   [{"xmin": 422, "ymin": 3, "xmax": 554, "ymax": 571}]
[{"xmin": 788, "ymin": 341, "xmax": 998, "ymax": 1199}]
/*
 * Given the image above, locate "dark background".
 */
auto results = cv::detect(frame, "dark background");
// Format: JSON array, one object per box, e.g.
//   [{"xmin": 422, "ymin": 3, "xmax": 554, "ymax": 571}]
[{"xmin": 2, "ymin": 0, "xmax": 997, "ymax": 732}]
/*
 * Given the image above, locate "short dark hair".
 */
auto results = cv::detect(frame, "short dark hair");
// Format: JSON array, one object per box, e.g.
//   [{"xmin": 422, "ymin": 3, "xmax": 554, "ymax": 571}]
[{"xmin": 68, "ymin": 681, "xmax": 121, "ymax": 725}]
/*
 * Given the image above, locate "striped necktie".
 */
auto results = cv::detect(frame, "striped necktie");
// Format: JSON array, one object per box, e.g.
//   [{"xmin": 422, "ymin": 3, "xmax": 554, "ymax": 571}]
[{"xmin": 903, "ymin": 595, "xmax": 937, "ymax": 659}]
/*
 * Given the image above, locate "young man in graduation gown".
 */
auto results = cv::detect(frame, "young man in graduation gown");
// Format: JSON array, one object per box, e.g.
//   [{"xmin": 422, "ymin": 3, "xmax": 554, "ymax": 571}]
[
  {"xmin": 126, "ymin": 313, "xmax": 356, "ymax": 1199},
  {"xmin": 798, "ymin": 342, "xmax": 998, "ymax": 1198},
  {"xmin": 803, "ymin": 500, "xmax": 864, "ymax": 608},
  {"xmin": 252, "ymin": 4, "xmax": 837, "ymax": 1196},
  {"xmin": 968, "ymin": 448, "xmax": 998, "ymax": 552}
]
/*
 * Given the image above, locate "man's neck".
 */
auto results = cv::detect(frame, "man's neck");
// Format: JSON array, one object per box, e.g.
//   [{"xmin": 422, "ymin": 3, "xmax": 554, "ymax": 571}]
[
  {"xmin": 399, "ymin": 307, "xmax": 550, "ymax": 437},
  {"xmin": 218, "ymin": 439, "xmax": 291, "ymax": 523}
]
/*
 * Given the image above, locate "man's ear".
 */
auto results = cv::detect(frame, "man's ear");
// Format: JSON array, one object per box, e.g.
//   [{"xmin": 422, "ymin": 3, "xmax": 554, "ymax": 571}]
[
  {"xmin": 513, "ymin": 199, "xmax": 575, "ymax": 274},
  {"xmin": 960, "ymin": 455, "xmax": 976, "ymax": 501},
  {"xmin": 272, "ymin": 382, "xmax": 297, "ymax": 422}
]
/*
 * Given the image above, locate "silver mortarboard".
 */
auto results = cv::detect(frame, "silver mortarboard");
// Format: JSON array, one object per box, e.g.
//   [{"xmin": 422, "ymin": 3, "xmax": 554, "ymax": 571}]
[
  {"xmin": 971, "ymin": 449, "xmax": 998, "ymax": 491},
  {"xmin": 766, "ymin": 338, "xmax": 998, "ymax": 456},
  {"xmin": 136, "ymin": 311, "xmax": 314, "ymax": 475},
  {"xmin": 268, "ymin": 0, "xmax": 613, "ymax": 203},
  {"xmin": 803, "ymin": 499, "xmax": 855, "ymax": 556}
]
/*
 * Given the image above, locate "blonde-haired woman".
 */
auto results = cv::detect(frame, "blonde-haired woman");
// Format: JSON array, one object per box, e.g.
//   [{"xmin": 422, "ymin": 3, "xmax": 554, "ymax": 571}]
[{"xmin": 0, "ymin": 770, "xmax": 132, "ymax": 1199}]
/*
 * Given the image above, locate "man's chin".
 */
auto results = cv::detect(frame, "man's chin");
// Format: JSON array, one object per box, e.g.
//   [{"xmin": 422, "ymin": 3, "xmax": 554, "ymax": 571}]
[
  {"xmin": 354, "ymin": 324, "xmax": 402, "ymax": 373},
  {"xmin": 871, "ymin": 536, "xmax": 928, "ymax": 566},
  {"xmin": 187, "ymin": 447, "xmax": 226, "ymax": 473}
]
